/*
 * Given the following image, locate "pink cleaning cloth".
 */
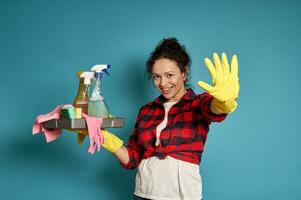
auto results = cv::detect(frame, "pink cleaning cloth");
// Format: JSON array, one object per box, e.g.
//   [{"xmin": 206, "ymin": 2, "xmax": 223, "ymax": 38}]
[
  {"xmin": 82, "ymin": 113, "xmax": 104, "ymax": 154},
  {"xmin": 32, "ymin": 105, "xmax": 71, "ymax": 142}
]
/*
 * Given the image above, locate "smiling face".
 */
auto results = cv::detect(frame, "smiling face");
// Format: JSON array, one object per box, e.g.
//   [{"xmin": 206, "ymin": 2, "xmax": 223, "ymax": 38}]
[{"xmin": 152, "ymin": 58, "xmax": 187, "ymax": 102}]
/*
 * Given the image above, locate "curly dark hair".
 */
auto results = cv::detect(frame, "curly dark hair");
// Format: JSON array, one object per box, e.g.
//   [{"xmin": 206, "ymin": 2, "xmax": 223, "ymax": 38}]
[{"xmin": 146, "ymin": 37, "xmax": 191, "ymax": 88}]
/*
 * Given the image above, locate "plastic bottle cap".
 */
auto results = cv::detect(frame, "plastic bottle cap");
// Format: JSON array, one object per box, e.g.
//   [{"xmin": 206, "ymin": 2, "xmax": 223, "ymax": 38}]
[{"xmin": 80, "ymin": 72, "xmax": 94, "ymax": 85}]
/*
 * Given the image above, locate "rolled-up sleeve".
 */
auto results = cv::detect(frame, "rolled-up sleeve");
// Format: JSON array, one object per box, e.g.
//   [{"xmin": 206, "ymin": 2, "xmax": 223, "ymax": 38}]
[{"xmin": 120, "ymin": 109, "xmax": 143, "ymax": 169}]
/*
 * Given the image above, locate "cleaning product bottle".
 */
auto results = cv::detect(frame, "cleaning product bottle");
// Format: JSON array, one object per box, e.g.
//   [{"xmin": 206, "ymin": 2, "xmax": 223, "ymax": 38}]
[
  {"xmin": 88, "ymin": 64, "xmax": 110, "ymax": 118},
  {"xmin": 73, "ymin": 71, "xmax": 94, "ymax": 114},
  {"xmin": 73, "ymin": 71, "xmax": 94, "ymax": 144}
]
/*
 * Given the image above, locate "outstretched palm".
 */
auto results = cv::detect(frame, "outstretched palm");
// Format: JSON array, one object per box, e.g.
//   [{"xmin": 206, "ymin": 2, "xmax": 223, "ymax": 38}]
[{"xmin": 198, "ymin": 52, "xmax": 239, "ymax": 102}]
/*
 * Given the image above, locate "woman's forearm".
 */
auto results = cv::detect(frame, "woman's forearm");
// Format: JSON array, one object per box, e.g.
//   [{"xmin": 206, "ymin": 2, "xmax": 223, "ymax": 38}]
[{"xmin": 113, "ymin": 146, "xmax": 130, "ymax": 165}]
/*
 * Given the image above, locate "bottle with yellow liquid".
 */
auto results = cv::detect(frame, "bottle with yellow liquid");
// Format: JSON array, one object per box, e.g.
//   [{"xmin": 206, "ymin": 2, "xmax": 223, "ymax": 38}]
[
  {"xmin": 73, "ymin": 71, "xmax": 94, "ymax": 114},
  {"xmin": 73, "ymin": 71, "xmax": 94, "ymax": 144}
]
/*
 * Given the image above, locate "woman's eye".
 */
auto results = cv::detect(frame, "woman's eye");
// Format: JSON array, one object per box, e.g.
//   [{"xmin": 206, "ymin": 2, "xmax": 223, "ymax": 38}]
[
  {"xmin": 152, "ymin": 75, "xmax": 159, "ymax": 80},
  {"xmin": 166, "ymin": 74, "xmax": 173, "ymax": 78}
]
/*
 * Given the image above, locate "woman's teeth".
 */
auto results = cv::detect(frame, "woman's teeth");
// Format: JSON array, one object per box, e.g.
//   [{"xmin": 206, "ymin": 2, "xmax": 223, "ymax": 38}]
[{"xmin": 162, "ymin": 87, "xmax": 172, "ymax": 94}]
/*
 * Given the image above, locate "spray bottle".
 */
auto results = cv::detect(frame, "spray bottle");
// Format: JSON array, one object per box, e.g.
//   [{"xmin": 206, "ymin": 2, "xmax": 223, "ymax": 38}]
[
  {"xmin": 73, "ymin": 71, "xmax": 94, "ymax": 144},
  {"xmin": 88, "ymin": 64, "xmax": 110, "ymax": 118},
  {"xmin": 73, "ymin": 71, "xmax": 94, "ymax": 115}
]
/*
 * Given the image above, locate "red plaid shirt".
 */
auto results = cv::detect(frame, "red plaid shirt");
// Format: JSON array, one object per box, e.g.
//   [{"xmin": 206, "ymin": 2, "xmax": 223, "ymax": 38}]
[{"xmin": 121, "ymin": 89, "xmax": 226, "ymax": 169}]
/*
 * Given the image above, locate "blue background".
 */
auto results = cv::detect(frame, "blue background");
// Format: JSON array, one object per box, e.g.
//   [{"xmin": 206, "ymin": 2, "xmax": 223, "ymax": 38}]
[{"xmin": 1, "ymin": 0, "xmax": 300, "ymax": 199}]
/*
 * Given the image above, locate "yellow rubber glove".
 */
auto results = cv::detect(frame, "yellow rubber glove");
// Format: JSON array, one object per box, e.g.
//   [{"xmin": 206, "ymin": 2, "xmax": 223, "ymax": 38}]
[
  {"xmin": 100, "ymin": 115, "xmax": 124, "ymax": 153},
  {"xmin": 66, "ymin": 129, "xmax": 123, "ymax": 153},
  {"xmin": 101, "ymin": 129, "xmax": 124, "ymax": 153},
  {"xmin": 198, "ymin": 52, "xmax": 239, "ymax": 113}
]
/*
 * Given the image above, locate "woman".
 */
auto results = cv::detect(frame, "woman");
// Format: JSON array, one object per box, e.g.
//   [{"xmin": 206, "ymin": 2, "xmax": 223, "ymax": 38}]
[{"xmin": 101, "ymin": 37, "xmax": 239, "ymax": 200}]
